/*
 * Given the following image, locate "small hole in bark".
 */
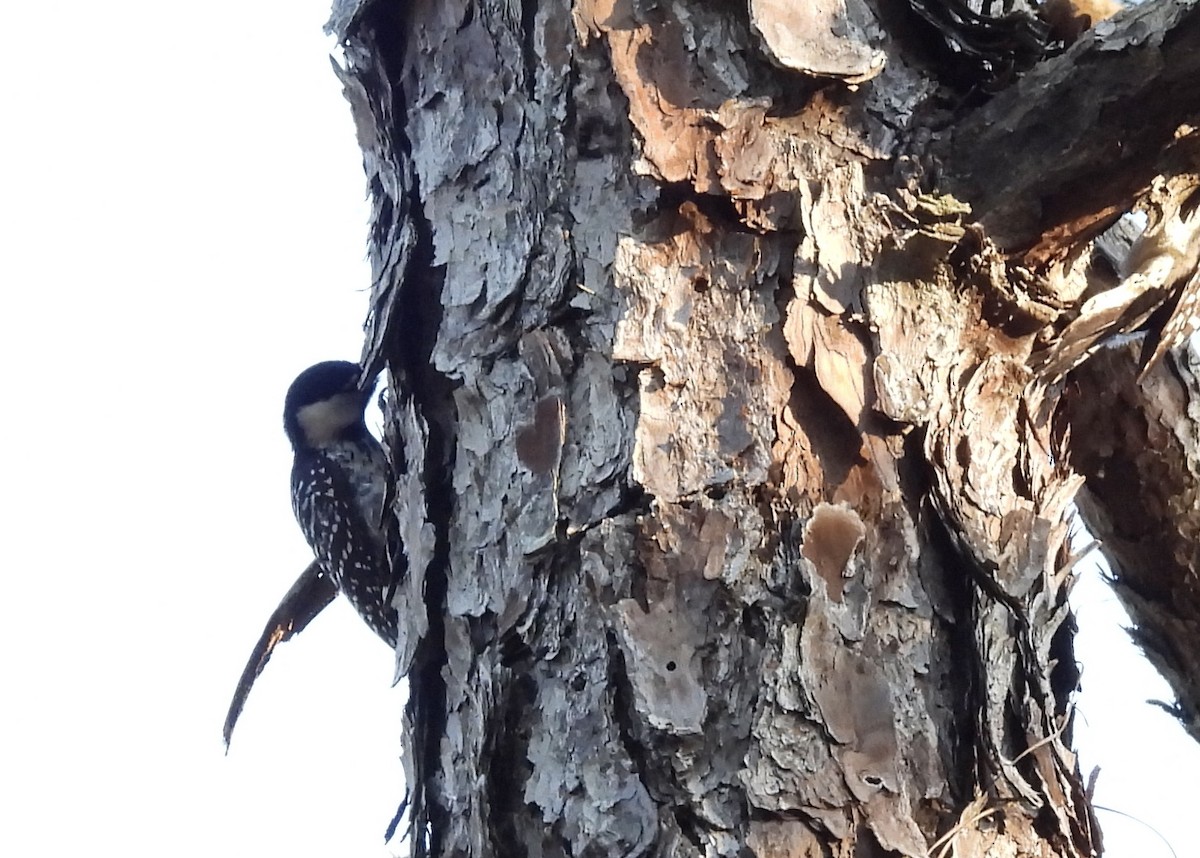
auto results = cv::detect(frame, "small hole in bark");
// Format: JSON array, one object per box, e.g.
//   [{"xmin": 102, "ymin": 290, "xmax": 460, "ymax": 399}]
[
  {"xmin": 666, "ymin": 660, "xmax": 677, "ymax": 671},
  {"xmin": 863, "ymin": 775, "xmax": 882, "ymax": 787},
  {"xmin": 643, "ymin": 365, "xmax": 667, "ymax": 392},
  {"xmin": 693, "ymin": 277, "xmax": 709, "ymax": 293}
]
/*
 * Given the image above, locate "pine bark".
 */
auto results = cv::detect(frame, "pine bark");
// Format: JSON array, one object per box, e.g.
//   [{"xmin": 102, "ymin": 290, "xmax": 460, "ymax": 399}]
[
  {"xmin": 1066, "ymin": 345, "xmax": 1200, "ymax": 744},
  {"xmin": 327, "ymin": 0, "xmax": 1200, "ymax": 855}
]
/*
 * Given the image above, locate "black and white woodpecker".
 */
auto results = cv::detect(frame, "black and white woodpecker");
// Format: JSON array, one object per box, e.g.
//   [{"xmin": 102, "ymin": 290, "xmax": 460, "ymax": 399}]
[
  {"xmin": 284, "ymin": 360, "xmax": 399, "ymax": 646},
  {"xmin": 223, "ymin": 361, "xmax": 399, "ymax": 748}
]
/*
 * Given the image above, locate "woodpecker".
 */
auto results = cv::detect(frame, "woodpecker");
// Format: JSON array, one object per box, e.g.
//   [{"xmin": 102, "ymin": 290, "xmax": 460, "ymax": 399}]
[
  {"xmin": 223, "ymin": 361, "xmax": 399, "ymax": 749},
  {"xmin": 285, "ymin": 360, "xmax": 399, "ymax": 645}
]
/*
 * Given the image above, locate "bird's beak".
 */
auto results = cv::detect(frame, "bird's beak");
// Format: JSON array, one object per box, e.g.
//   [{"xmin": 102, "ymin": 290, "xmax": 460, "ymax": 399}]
[{"xmin": 355, "ymin": 363, "xmax": 382, "ymax": 396}]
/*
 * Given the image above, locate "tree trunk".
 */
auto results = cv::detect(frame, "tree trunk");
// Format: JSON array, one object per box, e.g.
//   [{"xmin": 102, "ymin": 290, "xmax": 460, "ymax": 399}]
[{"xmin": 328, "ymin": 0, "xmax": 1200, "ymax": 854}]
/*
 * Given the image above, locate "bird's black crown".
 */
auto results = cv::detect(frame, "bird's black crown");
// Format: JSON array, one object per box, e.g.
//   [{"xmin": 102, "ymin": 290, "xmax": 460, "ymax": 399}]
[{"xmin": 283, "ymin": 360, "xmax": 373, "ymax": 449}]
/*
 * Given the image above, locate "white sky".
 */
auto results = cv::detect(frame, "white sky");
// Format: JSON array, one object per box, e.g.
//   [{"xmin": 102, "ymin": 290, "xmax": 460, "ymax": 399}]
[
  {"xmin": 3, "ymin": 1, "xmax": 402, "ymax": 856},
  {"xmin": 1, "ymin": 1, "xmax": 1194, "ymax": 856}
]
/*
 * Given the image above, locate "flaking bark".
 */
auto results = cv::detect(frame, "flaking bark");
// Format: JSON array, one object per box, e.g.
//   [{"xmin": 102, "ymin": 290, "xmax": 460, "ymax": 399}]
[
  {"xmin": 325, "ymin": 0, "xmax": 1200, "ymax": 855},
  {"xmin": 1065, "ymin": 344, "xmax": 1200, "ymax": 743},
  {"xmin": 934, "ymin": 0, "xmax": 1200, "ymax": 264}
]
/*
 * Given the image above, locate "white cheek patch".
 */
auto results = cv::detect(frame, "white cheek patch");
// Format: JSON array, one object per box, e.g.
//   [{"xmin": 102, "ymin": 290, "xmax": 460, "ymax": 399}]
[{"xmin": 296, "ymin": 393, "xmax": 360, "ymax": 445}]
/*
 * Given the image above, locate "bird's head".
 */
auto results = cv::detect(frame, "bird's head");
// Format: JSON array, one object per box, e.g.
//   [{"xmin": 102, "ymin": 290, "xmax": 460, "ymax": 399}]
[{"xmin": 283, "ymin": 360, "xmax": 377, "ymax": 450}]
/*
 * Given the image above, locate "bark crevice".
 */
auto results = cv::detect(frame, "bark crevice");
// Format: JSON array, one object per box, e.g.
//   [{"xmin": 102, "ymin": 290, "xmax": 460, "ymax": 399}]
[{"xmin": 324, "ymin": 0, "xmax": 1200, "ymax": 855}]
